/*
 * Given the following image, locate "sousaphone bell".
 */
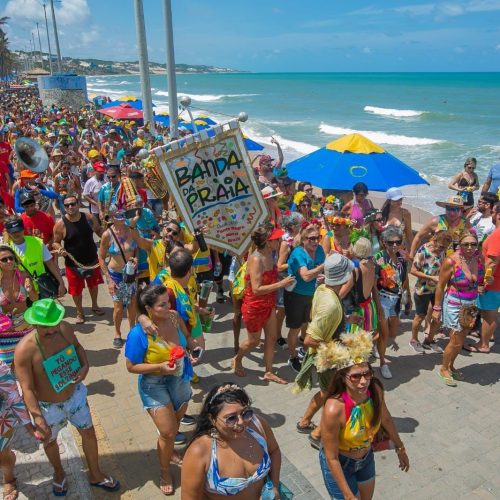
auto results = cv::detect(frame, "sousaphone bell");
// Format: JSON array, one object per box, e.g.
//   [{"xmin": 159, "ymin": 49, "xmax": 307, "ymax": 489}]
[{"xmin": 14, "ymin": 137, "xmax": 49, "ymax": 173}]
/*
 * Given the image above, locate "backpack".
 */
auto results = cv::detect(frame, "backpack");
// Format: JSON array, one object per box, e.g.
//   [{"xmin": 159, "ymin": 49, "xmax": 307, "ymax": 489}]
[{"xmin": 231, "ymin": 261, "xmax": 248, "ymax": 300}]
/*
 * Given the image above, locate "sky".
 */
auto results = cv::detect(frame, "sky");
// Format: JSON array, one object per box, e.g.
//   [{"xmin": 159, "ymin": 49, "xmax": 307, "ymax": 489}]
[{"xmin": 2, "ymin": 0, "xmax": 500, "ymax": 72}]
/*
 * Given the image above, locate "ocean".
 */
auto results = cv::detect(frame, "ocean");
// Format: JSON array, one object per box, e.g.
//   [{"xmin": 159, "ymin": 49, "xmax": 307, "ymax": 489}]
[{"xmin": 86, "ymin": 72, "xmax": 500, "ymax": 214}]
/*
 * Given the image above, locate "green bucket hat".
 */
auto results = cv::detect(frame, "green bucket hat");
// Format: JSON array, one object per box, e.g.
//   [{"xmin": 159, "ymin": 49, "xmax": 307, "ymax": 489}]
[{"xmin": 24, "ymin": 299, "xmax": 65, "ymax": 327}]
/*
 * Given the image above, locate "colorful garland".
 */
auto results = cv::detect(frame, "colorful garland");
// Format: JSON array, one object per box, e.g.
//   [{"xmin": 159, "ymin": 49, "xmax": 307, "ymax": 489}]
[
  {"xmin": 349, "ymin": 227, "xmax": 370, "ymax": 245},
  {"xmin": 326, "ymin": 215, "xmax": 354, "ymax": 227}
]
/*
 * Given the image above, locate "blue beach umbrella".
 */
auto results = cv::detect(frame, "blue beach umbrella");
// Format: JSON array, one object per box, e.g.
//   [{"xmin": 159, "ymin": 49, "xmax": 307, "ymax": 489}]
[
  {"xmin": 287, "ymin": 133, "xmax": 428, "ymax": 191},
  {"xmin": 101, "ymin": 99, "xmax": 154, "ymax": 110}
]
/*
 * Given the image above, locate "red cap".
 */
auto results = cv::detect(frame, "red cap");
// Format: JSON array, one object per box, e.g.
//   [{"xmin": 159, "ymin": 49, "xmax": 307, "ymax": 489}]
[{"xmin": 93, "ymin": 161, "xmax": 106, "ymax": 172}]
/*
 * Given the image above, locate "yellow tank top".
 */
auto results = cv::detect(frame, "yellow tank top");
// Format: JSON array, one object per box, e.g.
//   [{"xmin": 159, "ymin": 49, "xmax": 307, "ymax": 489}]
[
  {"xmin": 143, "ymin": 335, "xmax": 184, "ymax": 376},
  {"xmin": 338, "ymin": 391, "xmax": 380, "ymax": 452}
]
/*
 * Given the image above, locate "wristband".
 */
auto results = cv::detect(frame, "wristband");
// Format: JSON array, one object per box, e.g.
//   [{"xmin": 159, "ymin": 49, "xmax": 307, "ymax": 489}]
[
  {"xmin": 432, "ymin": 305, "xmax": 442, "ymax": 311},
  {"xmin": 395, "ymin": 445, "xmax": 406, "ymax": 453}
]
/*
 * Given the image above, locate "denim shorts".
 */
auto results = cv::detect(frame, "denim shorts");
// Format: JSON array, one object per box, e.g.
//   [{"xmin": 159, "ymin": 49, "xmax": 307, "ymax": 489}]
[
  {"xmin": 319, "ymin": 447, "xmax": 375, "ymax": 499},
  {"xmin": 442, "ymin": 293, "xmax": 477, "ymax": 331},
  {"xmin": 138, "ymin": 374, "xmax": 192, "ymax": 412},
  {"xmin": 379, "ymin": 291, "xmax": 401, "ymax": 319}
]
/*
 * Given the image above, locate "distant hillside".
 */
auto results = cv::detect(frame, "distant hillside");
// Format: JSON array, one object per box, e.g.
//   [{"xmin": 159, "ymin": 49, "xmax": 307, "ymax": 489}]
[{"xmin": 14, "ymin": 51, "xmax": 245, "ymax": 75}]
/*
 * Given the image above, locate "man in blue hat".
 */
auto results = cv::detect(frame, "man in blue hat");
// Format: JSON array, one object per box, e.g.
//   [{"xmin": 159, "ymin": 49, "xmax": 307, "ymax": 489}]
[{"xmin": 14, "ymin": 299, "xmax": 120, "ymax": 496}]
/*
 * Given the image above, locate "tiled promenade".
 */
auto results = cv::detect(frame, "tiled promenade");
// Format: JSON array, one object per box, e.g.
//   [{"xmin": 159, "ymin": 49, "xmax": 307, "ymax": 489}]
[{"xmin": 11, "ymin": 288, "xmax": 500, "ymax": 499}]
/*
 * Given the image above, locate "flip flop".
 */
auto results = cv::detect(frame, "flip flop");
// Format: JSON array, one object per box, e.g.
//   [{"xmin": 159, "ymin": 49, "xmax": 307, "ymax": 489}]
[
  {"xmin": 52, "ymin": 477, "xmax": 68, "ymax": 497},
  {"xmin": 232, "ymin": 359, "xmax": 246, "ymax": 377},
  {"xmin": 438, "ymin": 371, "xmax": 457, "ymax": 387},
  {"xmin": 75, "ymin": 315, "xmax": 85, "ymax": 324},
  {"xmin": 263, "ymin": 372, "xmax": 288, "ymax": 385},
  {"xmin": 450, "ymin": 369, "xmax": 465, "ymax": 381},
  {"xmin": 90, "ymin": 476, "xmax": 120, "ymax": 492},
  {"xmin": 159, "ymin": 478, "xmax": 174, "ymax": 496},
  {"xmin": 463, "ymin": 344, "xmax": 490, "ymax": 354},
  {"xmin": 296, "ymin": 422, "xmax": 317, "ymax": 434},
  {"xmin": 308, "ymin": 434, "xmax": 321, "ymax": 450},
  {"xmin": 170, "ymin": 451, "xmax": 183, "ymax": 466},
  {"xmin": 92, "ymin": 307, "xmax": 105, "ymax": 316}
]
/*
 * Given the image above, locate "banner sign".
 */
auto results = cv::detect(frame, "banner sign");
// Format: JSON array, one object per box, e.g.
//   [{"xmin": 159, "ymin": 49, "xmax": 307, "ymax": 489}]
[{"xmin": 154, "ymin": 127, "xmax": 268, "ymax": 255}]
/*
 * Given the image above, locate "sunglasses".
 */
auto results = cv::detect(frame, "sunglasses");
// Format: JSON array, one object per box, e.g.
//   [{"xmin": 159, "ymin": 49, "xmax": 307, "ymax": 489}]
[
  {"xmin": 461, "ymin": 242, "xmax": 477, "ymax": 248},
  {"xmin": 346, "ymin": 369, "xmax": 373, "ymax": 382},
  {"xmin": 386, "ymin": 240, "xmax": 402, "ymax": 246},
  {"xmin": 218, "ymin": 408, "xmax": 254, "ymax": 427},
  {"xmin": 113, "ymin": 214, "xmax": 126, "ymax": 220},
  {"xmin": 0, "ymin": 256, "xmax": 15, "ymax": 263},
  {"xmin": 64, "ymin": 202, "xmax": 77, "ymax": 208},
  {"xmin": 374, "ymin": 217, "xmax": 384, "ymax": 222},
  {"xmin": 305, "ymin": 188, "xmax": 313, "ymax": 192},
  {"xmin": 446, "ymin": 207, "xmax": 461, "ymax": 213},
  {"xmin": 307, "ymin": 236, "xmax": 320, "ymax": 242},
  {"xmin": 165, "ymin": 228, "xmax": 179, "ymax": 236},
  {"xmin": 107, "ymin": 175, "xmax": 118, "ymax": 179}
]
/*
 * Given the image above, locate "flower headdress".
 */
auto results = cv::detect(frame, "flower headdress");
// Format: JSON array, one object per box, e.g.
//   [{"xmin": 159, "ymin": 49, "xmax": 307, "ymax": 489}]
[
  {"xmin": 301, "ymin": 218, "xmax": 322, "ymax": 229},
  {"xmin": 209, "ymin": 384, "xmax": 242, "ymax": 404},
  {"xmin": 323, "ymin": 195, "xmax": 336, "ymax": 205},
  {"xmin": 315, "ymin": 330, "xmax": 373, "ymax": 372},
  {"xmin": 349, "ymin": 227, "xmax": 370, "ymax": 245},
  {"xmin": 293, "ymin": 191, "xmax": 307, "ymax": 206},
  {"xmin": 326, "ymin": 215, "xmax": 354, "ymax": 227}
]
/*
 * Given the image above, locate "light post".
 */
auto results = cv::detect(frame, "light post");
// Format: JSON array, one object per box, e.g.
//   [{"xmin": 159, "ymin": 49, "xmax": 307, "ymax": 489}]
[
  {"xmin": 42, "ymin": 3, "xmax": 53, "ymax": 74},
  {"xmin": 133, "ymin": 0, "xmax": 155, "ymax": 133},
  {"xmin": 163, "ymin": 0, "xmax": 178, "ymax": 139},
  {"xmin": 49, "ymin": 0, "xmax": 62, "ymax": 72},
  {"xmin": 36, "ymin": 22, "xmax": 44, "ymax": 69}
]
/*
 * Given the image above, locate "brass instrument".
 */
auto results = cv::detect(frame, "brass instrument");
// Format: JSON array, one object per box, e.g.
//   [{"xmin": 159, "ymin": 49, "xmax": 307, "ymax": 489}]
[
  {"xmin": 144, "ymin": 154, "xmax": 168, "ymax": 199},
  {"xmin": 14, "ymin": 137, "xmax": 49, "ymax": 173}
]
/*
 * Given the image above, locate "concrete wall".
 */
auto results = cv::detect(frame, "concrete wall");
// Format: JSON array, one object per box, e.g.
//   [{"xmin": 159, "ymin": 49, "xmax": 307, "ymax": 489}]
[{"xmin": 37, "ymin": 75, "xmax": 88, "ymax": 110}]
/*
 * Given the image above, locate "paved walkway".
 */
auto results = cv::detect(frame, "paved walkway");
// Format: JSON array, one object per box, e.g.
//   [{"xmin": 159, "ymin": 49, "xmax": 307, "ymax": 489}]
[{"xmin": 9, "ymin": 285, "xmax": 500, "ymax": 499}]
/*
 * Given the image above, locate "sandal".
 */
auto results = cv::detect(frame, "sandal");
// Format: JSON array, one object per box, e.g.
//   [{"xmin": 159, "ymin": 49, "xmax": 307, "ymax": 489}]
[
  {"xmin": 3, "ymin": 478, "xmax": 18, "ymax": 500},
  {"xmin": 159, "ymin": 478, "xmax": 174, "ymax": 496},
  {"xmin": 170, "ymin": 451, "xmax": 183, "ymax": 466},
  {"xmin": 232, "ymin": 359, "xmax": 246, "ymax": 377},
  {"xmin": 92, "ymin": 307, "xmax": 105, "ymax": 316},
  {"xmin": 75, "ymin": 314, "xmax": 85, "ymax": 324},
  {"xmin": 52, "ymin": 476, "xmax": 68, "ymax": 497},
  {"xmin": 462, "ymin": 344, "xmax": 490, "ymax": 354},
  {"xmin": 296, "ymin": 422, "xmax": 317, "ymax": 434},
  {"xmin": 308, "ymin": 434, "xmax": 321, "ymax": 450},
  {"xmin": 438, "ymin": 371, "xmax": 457, "ymax": 387},
  {"xmin": 263, "ymin": 372, "xmax": 288, "ymax": 385},
  {"xmin": 90, "ymin": 476, "xmax": 120, "ymax": 492}
]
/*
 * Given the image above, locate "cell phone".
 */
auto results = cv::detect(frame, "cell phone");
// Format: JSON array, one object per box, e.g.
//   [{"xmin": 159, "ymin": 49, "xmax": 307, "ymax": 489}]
[{"xmin": 192, "ymin": 347, "xmax": 204, "ymax": 361}]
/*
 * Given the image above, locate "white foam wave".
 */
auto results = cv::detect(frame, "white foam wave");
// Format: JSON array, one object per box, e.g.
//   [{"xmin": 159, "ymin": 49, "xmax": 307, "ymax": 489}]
[
  {"xmin": 364, "ymin": 106, "xmax": 425, "ymax": 118},
  {"xmin": 264, "ymin": 119, "xmax": 307, "ymax": 126},
  {"xmin": 155, "ymin": 91, "xmax": 258, "ymax": 102},
  {"xmin": 244, "ymin": 128, "xmax": 317, "ymax": 157},
  {"xmin": 319, "ymin": 123, "xmax": 443, "ymax": 146}
]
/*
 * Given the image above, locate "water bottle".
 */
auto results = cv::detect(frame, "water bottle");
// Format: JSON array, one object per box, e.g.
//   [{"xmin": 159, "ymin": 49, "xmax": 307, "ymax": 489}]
[
  {"xmin": 261, "ymin": 479, "xmax": 275, "ymax": 500},
  {"xmin": 285, "ymin": 276, "xmax": 297, "ymax": 292},
  {"xmin": 203, "ymin": 306, "xmax": 214, "ymax": 333},
  {"xmin": 125, "ymin": 259, "xmax": 135, "ymax": 277},
  {"xmin": 214, "ymin": 262, "xmax": 222, "ymax": 278}
]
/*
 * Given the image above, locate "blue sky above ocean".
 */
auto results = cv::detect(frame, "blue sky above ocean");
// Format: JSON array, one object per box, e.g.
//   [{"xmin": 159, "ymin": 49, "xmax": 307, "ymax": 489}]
[{"xmin": 3, "ymin": 0, "xmax": 500, "ymax": 72}]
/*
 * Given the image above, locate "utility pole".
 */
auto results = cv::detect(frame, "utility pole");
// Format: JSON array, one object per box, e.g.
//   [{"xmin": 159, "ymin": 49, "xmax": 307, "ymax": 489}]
[
  {"xmin": 49, "ymin": 0, "xmax": 62, "ymax": 72},
  {"xmin": 42, "ymin": 3, "xmax": 53, "ymax": 74},
  {"xmin": 31, "ymin": 32, "xmax": 37, "ymax": 68},
  {"xmin": 133, "ymin": 0, "xmax": 155, "ymax": 133},
  {"xmin": 36, "ymin": 22, "xmax": 44, "ymax": 70},
  {"xmin": 163, "ymin": 0, "xmax": 179, "ymax": 139}
]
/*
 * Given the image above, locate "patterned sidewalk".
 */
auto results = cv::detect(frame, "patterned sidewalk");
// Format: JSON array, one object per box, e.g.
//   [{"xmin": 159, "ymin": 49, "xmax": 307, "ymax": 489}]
[{"xmin": 9, "ymin": 286, "xmax": 500, "ymax": 499}]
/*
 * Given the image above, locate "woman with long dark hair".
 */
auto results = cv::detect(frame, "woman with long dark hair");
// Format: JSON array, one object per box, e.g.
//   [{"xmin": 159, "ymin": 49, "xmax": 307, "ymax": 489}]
[
  {"xmin": 181, "ymin": 383, "xmax": 282, "ymax": 499},
  {"xmin": 317, "ymin": 331, "xmax": 409, "ymax": 499},
  {"xmin": 125, "ymin": 284, "xmax": 193, "ymax": 495}
]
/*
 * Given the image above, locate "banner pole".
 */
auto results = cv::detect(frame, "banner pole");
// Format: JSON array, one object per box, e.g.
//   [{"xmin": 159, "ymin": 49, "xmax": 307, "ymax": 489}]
[{"xmin": 163, "ymin": 0, "xmax": 179, "ymax": 140}]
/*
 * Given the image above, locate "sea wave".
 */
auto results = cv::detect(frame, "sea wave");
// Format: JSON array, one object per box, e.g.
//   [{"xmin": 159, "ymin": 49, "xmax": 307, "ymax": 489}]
[
  {"xmin": 155, "ymin": 91, "xmax": 259, "ymax": 102},
  {"xmin": 364, "ymin": 106, "xmax": 425, "ymax": 118},
  {"xmin": 319, "ymin": 123, "xmax": 443, "ymax": 146},
  {"xmin": 243, "ymin": 128, "xmax": 317, "ymax": 157}
]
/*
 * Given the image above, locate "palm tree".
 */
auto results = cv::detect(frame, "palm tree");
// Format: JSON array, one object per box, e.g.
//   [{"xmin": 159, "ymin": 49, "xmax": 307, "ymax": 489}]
[{"xmin": 0, "ymin": 16, "xmax": 17, "ymax": 79}]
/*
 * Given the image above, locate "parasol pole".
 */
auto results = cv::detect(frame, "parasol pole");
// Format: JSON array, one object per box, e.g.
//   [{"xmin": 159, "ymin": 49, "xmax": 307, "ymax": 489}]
[
  {"xmin": 133, "ymin": 0, "xmax": 156, "ymax": 134},
  {"xmin": 163, "ymin": 0, "xmax": 179, "ymax": 140}
]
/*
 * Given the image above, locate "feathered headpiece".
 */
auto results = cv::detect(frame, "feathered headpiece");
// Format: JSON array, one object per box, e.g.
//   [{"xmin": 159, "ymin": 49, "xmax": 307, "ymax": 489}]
[{"xmin": 315, "ymin": 330, "xmax": 373, "ymax": 372}]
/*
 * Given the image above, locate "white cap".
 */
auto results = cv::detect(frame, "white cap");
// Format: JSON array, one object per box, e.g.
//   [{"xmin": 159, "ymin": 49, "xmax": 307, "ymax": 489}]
[{"xmin": 386, "ymin": 187, "xmax": 403, "ymax": 201}]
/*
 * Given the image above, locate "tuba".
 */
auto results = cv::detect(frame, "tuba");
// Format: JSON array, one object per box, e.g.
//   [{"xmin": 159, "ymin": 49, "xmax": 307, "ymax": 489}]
[
  {"xmin": 14, "ymin": 137, "xmax": 49, "ymax": 173},
  {"xmin": 144, "ymin": 154, "xmax": 168, "ymax": 199}
]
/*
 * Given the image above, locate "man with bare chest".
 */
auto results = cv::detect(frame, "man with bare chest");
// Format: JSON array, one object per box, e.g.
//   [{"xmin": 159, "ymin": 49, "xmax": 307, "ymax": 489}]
[{"xmin": 14, "ymin": 299, "xmax": 120, "ymax": 496}]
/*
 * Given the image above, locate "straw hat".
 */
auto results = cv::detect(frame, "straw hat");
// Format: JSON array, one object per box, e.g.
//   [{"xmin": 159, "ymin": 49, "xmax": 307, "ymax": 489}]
[
  {"xmin": 261, "ymin": 186, "xmax": 281, "ymax": 199},
  {"xmin": 435, "ymin": 195, "xmax": 464, "ymax": 208},
  {"xmin": 51, "ymin": 148, "xmax": 63, "ymax": 157}
]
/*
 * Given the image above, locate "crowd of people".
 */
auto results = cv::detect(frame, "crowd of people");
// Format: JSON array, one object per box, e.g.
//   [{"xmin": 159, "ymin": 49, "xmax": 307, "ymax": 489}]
[{"xmin": 0, "ymin": 83, "xmax": 499, "ymax": 499}]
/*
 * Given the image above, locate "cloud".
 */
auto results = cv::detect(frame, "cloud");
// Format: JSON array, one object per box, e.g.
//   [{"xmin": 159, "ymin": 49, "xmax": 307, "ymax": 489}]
[
  {"xmin": 439, "ymin": 3, "xmax": 465, "ymax": 16},
  {"xmin": 363, "ymin": 47, "xmax": 372, "ymax": 54},
  {"xmin": 3, "ymin": 0, "xmax": 90, "ymax": 26},
  {"xmin": 496, "ymin": 43, "xmax": 500, "ymax": 50},
  {"xmin": 394, "ymin": 4, "xmax": 436, "ymax": 15}
]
